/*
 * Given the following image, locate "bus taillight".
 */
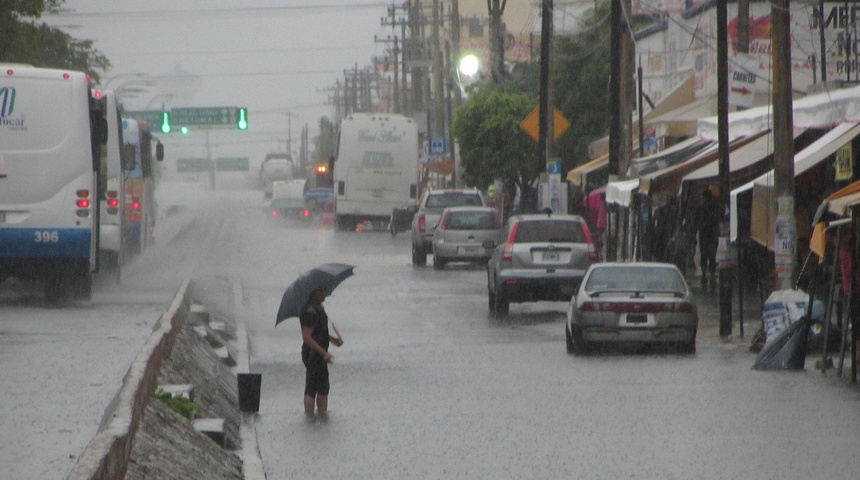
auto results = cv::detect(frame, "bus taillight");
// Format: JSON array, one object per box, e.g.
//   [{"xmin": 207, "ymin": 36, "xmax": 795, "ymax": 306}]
[{"xmin": 131, "ymin": 201, "xmax": 141, "ymax": 210}]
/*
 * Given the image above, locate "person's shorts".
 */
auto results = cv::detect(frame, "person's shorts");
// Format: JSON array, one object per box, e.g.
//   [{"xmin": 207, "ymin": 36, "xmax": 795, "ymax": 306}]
[{"xmin": 304, "ymin": 356, "xmax": 330, "ymax": 396}]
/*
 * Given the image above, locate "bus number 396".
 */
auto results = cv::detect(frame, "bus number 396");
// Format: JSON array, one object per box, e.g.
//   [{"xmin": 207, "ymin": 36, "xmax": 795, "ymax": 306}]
[{"xmin": 35, "ymin": 231, "xmax": 60, "ymax": 243}]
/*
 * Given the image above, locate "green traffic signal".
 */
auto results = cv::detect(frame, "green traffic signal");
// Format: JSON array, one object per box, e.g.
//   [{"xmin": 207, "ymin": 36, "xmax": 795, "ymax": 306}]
[
  {"xmin": 160, "ymin": 111, "xmax": 171, "ymax": 134},
  {"xmin": 237, "ymin": 107, "xmax": 248, "ymax": 130}
]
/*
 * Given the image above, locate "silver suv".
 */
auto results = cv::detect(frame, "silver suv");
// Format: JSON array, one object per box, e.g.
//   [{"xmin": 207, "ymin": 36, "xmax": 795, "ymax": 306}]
[
  {"xmin": 485, "ymin": 212, "xmax": 600, "ymax": 317},
  {"xmin": 411, "ymin": 189, "xmax": 485, "ymax": 265}
]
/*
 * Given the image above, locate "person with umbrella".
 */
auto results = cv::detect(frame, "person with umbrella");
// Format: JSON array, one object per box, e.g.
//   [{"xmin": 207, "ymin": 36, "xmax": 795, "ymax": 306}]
[
  {"xmin": 276, "ymin": 263, "xmax": 354, "ymax": 423},
  {"xmin": 299, "ymin": 285, "xmax": 343, "ymax": 422}
]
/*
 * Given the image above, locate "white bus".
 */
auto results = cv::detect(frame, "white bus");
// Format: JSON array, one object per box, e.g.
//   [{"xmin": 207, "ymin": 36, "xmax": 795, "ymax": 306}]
[
  {"xmin": 333, "ymin": 113, "xmax": 419, "ymax": 231},
  {"xmin": 0, "ymin": 65, "xmax": 107, "ymax": 301},
  {"xmin": 96, "ymin": 90, "xmax": 134, "ymax": 278}
]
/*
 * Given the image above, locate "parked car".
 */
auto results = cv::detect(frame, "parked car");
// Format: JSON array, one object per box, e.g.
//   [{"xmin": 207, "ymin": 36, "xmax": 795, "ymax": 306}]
[
  {"xmin": 411, "ymin": 189, "xmax": 486, "ymax": 265},
  {"xmin": 565, "ymin": 262, "xmax": 698, "ymax": 355},
  {"xmin": 431, "ymin": 206, "xmax": 502, "ymax": 269},
  {"xmin": 486, "ymin": 212, "xmax": 599, "ymax": 317}
]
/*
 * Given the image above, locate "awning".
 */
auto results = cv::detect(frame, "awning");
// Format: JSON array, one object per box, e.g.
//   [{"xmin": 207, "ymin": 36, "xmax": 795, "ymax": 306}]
[
  {"xmin": 638, "ymin": 132, "xmax": 764, "ymax": 197},
  {"xmin": 566, "ymin": 153, "xmax": 608, "ymax": 186},
  {"xmin": 698, "ymin": 83, "xmax": 860, "ymax": 140},
  {"xmin": 682, "ymin": 129, "xmax": 807, "ymax": 187},
  {"xmin": 629, "ymin": 136, "xmax": 711, "ymax": 176},
  {"xmin": 730, "ymin": 122, "xmax": 860, "ymax": 241},
  {"xmin": 605, "ymin": 178, "xmax": 640, "ymax": 207},
  {"xmin": 824, "ymin": 180, "xmax": 860, "ymax": 216}
]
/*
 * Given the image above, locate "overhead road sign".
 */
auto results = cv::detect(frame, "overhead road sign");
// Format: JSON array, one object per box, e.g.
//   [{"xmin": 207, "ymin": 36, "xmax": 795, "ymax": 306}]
[
  {"xmin": 177, "ymin": 157, "xmax": 209, "ymax": 173},
  {"xmin": 171, "ymin": 106, "xmax": 245, "ymax": 128},
  {"xmin": 216, "ymin": 157, "xmax": 249, "ymax": 172}
]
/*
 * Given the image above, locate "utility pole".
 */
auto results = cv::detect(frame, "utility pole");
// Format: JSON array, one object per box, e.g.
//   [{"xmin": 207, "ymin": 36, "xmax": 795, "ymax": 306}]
[
  {"xmin": 432, "ymin": 0, "xmax": 445, "ymax": 137},
  {"xmin": 608, "ymin": 0, "xmax": 633, "ymax": 260},
  {"xmin": 488, "ymin": 0, "xmax": 508, "ymax": 83},
  {"xmin": 772, "ymin": 0, "xmax": 796, "ymax": 290},
  {"xmin": 538, "ymin": 0, "xmax": 554, "ymax": 181},
  {"xmin": 717, "ymin": 0, "xmax": 732, "ymax": 337}
]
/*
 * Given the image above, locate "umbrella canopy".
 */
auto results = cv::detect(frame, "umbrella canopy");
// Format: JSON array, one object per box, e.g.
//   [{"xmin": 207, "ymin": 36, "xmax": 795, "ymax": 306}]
[{"xmin": 275, "ymin": 263, "xmax": 355, "ymax": 326}]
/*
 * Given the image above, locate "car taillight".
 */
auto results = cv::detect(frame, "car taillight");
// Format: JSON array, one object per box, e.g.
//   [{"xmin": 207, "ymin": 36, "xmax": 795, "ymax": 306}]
[
  {"xmin": 418, "ymin": 213, "xmax": 426, "ymax": 233},
  {"xmin": 271, "ymin": 210, "xmax": 278, "ymax": 217},
  {"xmin": 131, "ymin": 201, "xmax": 141, "ymax": 210},
  {"xmin": 579, "ymin": 302, "xmax": 597, "ymax": 312},
  {"xmin": 302, "ymin": 209, "xmax": 311, "ymax": 217},
  {"xmin": 500, "ymin": 221, "xmax": 519, "ymax": 261},
  {"xmin": 105, "ymin": 190, "xmax": 119, "ymax": 208}
]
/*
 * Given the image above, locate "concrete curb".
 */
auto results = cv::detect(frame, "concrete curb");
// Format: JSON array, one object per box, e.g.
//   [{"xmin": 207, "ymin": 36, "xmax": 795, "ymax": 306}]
[
  {"xmin": 67, "ymin": 279, "xmax": 191, "ymax": 480},
  {"xmin": 232, "ymin": 278, "xmax": 267, "ymax": 480}
]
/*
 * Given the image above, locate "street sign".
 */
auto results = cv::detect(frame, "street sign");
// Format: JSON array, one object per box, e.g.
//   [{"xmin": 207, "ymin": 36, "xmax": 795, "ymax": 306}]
[
  {"xmin": 176, "ymin": 157, "xmax": 209, "ymax": 173},
  {"xmin": 520, "ymin": 107, "xmax": 572, "ymax": 142},
  {"xmin": 124, "ymin": 110, "xmax": 164, "ymax": 132},
  {"xmin": 171, "ymin": 107, "xmax": 240, "ymax": 127},
  {"xmin": 428, "ymin": 137, "xmax": 447, "ymax": 156},
  {"xmin": 216, "ymin": 157, "xmax": 249, "ymax": 172}
]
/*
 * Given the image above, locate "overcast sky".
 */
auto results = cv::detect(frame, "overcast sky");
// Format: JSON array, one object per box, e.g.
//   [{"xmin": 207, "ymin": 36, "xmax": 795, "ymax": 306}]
[{"xmin": 44, "ymin": 1, "xmax": 392, "ymax": 166}]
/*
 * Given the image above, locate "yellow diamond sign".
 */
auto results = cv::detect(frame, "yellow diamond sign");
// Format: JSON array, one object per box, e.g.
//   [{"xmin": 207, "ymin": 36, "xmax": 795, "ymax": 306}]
[{"xmin": 521, "ymin": 107, "xmax": 571, "ymax": 142}]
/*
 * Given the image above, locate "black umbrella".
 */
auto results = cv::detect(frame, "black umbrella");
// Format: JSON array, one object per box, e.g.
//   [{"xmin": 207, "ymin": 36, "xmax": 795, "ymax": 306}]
[{"xmin": 275, "ymin": 263, "xmax": 355, "ymax": 326}]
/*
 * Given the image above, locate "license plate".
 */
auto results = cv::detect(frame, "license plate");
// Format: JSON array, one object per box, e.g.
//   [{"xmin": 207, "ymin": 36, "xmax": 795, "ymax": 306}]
[
  {"xmin": 459, "ymin": 246, "xmax": 479, "ymax": 255},
  {"xmin": 626, "ymin": 314, "xmax": 647, "ymax": 324},
  {"xmin": 541, "ymin": 251, "xmax": 560, "ymax": 262}
]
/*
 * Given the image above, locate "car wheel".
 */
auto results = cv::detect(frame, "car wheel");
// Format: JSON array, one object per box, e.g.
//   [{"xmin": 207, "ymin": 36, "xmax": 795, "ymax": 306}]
[
  {"xmin": 565, "ymin": 325, "xmax": 575, "ymax": 354},
  {"xmin": 432, "ymin": 253, "xmax": 445, "ymax": 270},
  {"xmin": 488, "ymin": 290, "xmax": 496, "ymax": 314},
  {"xmin": 680, "ymin": 329, "xmax": 697, "ymax": 354},
  {"xmin": 569, "ymin": 325, "xmax": 587, "ymax": 355},
  {"xmin": 494, "ymin": 290, "xmax": 509, "ymax": 317},
  {"xmin": 412, "ymin": 244, "xmax": 427, "ymax": 266}
]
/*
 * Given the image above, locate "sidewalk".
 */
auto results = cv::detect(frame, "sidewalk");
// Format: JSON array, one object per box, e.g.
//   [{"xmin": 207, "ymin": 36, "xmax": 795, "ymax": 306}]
[{"xmin": 689, "ymin": 271, "xmax": 766, "ymax": 339}]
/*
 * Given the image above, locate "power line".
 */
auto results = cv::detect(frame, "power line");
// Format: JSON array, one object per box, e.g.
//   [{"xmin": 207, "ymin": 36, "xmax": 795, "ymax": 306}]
[{"xmin": 47, "ymin": 3, "xmax": 388, "ymax": 19}]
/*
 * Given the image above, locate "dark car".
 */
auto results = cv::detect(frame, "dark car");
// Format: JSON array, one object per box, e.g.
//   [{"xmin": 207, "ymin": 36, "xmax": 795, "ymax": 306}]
[{"xmin": 485, "ymin": 212, "xmax": 599, "ymax": 317}]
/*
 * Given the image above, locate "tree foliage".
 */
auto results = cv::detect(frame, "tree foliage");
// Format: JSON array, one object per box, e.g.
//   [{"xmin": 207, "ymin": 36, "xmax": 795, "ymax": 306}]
[
  {"xmin": 313, "ymin": 116, "xmax": 337, "ymax": 165},
  {"xmin": 451, "ymin": 89, "xmax": 540, "ymax": 206},
  {"xmin": 0, "ymin": 1, "xmax": 110, "ymax": 81}
]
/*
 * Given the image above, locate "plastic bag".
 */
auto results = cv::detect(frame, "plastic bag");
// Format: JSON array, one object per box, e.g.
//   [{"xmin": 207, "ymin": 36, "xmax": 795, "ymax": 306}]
[{"xmin": 761, "ymin": 289, "xmax": 823, "ymax": 346}]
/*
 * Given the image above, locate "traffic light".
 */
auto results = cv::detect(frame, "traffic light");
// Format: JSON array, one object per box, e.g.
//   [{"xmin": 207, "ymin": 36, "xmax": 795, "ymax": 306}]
[
  {"xmin": 180, "ymin": 126, "xmax": 189, "ymax": 135},
  {"xmin": 160, "ymin": 111, "xmax": 171, "ymax": 134},
  {"xmin": 237, "ymin": 107, "xmax": 248, "ymax": 130}
]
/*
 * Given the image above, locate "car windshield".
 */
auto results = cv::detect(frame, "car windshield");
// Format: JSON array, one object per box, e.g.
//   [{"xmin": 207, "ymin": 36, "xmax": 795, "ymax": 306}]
[
  {"xmin": 444, "ymin": 211, "xmax": 497, "ymax": 230},
  {"xmin": 513, "ymin": 220, "xmax": 585, "ymax": 243},
  {"xmin": 584, "ymin": 266, "xmax": 686, "ymax": 293},
  {"xmin": 426, "ymin": 193, "xmax": 481, "ymax": 208}
]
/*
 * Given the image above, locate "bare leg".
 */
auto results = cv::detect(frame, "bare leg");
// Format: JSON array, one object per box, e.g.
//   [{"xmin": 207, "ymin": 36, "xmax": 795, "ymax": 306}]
[
  {"xmin": 304, "ymin": 395, "xmax": 315, "ymax": 418},
  {"xmin": 316, "ymin": 395, "xmax": 328, "ymax": 416}
]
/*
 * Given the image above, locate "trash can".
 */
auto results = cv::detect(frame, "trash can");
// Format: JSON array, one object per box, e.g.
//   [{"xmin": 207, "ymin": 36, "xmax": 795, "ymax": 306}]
[{"xmin": 237, "ymin": 373, "xmax": 262, "ymax": 413}]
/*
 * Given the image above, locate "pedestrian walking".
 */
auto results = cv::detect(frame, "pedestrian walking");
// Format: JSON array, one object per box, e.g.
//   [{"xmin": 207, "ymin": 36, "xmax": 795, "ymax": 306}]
[
  {"xmin": 694, "ymin": 189, "xmax": 720, "ymax": 290},
  {"xmin": 300, "ymin": 286, "xmax": 344, "ymax": 422},
  {"xmin": 651, "ymin": 195, "xmax": 678, "ymax": 262}
]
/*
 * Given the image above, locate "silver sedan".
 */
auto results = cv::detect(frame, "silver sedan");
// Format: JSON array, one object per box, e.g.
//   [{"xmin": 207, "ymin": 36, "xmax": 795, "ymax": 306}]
[
  {"xmin": 566, "ymin": 262, "xmax": 698, "ymax": 354},
  {"xmin": 431, "ymin": 206, "xmax": 501, "ymax": 269}
]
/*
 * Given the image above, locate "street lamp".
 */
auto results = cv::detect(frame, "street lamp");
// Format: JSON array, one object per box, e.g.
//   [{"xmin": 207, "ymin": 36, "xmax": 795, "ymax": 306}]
[
  {"xmin": 144, "ymin": 93, "xmax": 175, "ymax": 109},
  {"xmin": 455, "ymin": 54, "xmax": 481, "ymax": 98}
]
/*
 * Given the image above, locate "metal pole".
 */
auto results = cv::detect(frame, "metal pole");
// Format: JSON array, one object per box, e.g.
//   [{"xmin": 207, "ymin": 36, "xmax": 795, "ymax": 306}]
[{"xmin": 717, "ymin": 0, "xmax": 733, "ymax": 337}]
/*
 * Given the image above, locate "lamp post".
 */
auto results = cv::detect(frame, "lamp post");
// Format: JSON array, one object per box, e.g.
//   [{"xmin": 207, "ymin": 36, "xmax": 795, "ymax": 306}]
[{"xmin": 144, "ymin": 93, "xmax": 175, "ymax": 110}]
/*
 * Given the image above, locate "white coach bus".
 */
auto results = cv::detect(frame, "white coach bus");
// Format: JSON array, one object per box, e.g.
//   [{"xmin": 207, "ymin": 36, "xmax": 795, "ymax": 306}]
[
  {"xmin": 333, "ymin": 113, "xmax": 419, "ymax": 231},
  {"xmin": 0, "ymin": 65, "xmax": 107, "ymax": 301}
]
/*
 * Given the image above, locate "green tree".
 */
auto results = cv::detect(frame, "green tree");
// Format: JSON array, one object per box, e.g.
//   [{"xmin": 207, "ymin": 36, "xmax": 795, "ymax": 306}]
[
  {"xmin": 452, "ymin": 89, "xmax": 540, "ymax": 210},
  {"xmin": 0, "ymin": 1, "xmax": 110, "ymax": 81},
  {"xmin": 313, "ymin": 116, "xmax": 337, "ymax": 165}
]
